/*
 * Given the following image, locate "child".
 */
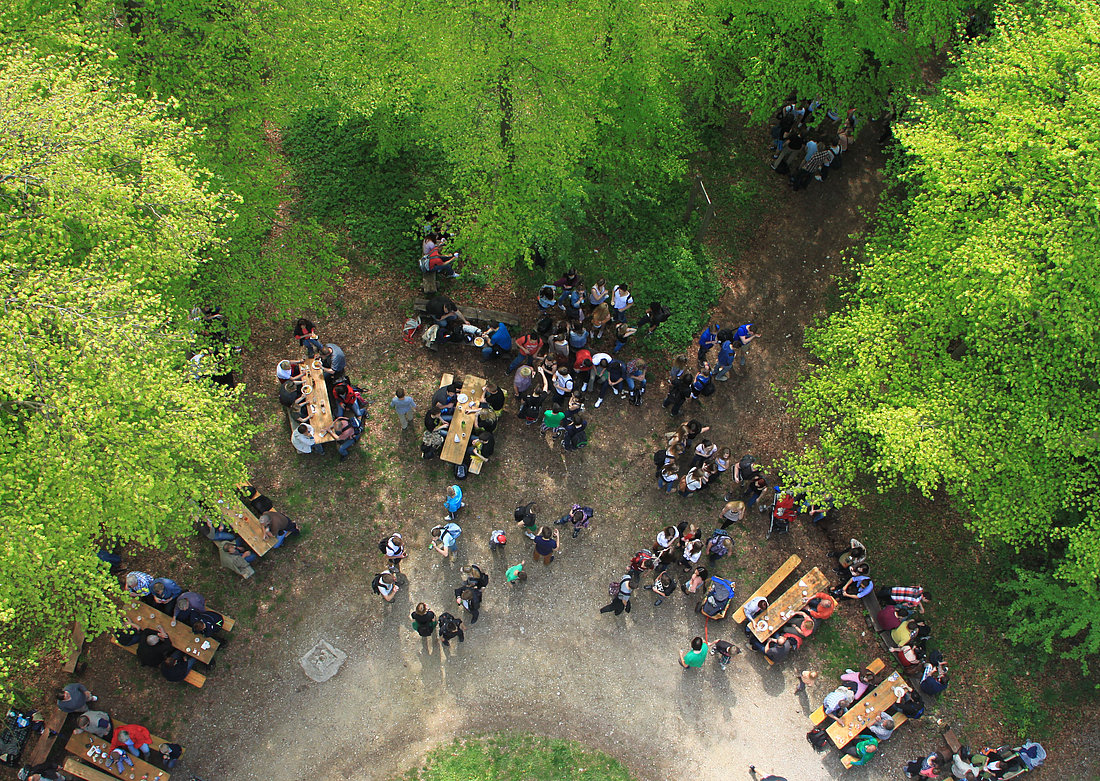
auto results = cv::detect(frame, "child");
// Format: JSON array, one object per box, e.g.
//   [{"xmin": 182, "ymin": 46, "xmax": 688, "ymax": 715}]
[
  {"xmin": 390, "ymin": 388, "xmax": 417, "ymax": 430},
  {"xmin": 444, "ymin": 485, "xmax": 464, "ymax": 520},
  {"xmin": 159, "ymin": 742, "xmax": 183, "ymax": 769},
  {"xmin": 489, "ymin": 529, "xmax": 507, "ymax": 551},
  {"xmin": 713, "ymin": 639, "xmax": 740, "ymax": 670},
  {"xmin": 506, "ymin": 560, "xmax": 526, "ymax": 585}
]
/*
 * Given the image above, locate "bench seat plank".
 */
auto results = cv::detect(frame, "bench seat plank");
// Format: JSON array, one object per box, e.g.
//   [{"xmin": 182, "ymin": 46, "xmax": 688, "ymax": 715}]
[{"xmin": 733, "ymin": 554, "xmax": 801, "ymax": 623}]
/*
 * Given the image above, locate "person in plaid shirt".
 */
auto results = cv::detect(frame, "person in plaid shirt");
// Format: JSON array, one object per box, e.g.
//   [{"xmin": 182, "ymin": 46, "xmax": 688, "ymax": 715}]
[{"xmin": 886, "ymin": 585, "xmax": 927, "ymax": 614}]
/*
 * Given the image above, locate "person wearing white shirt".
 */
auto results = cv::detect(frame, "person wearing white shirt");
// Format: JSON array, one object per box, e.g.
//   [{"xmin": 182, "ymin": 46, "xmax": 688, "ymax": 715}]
[{"xmin": 291, "ymin": 423, "xmax": 323, "ymax": 455}]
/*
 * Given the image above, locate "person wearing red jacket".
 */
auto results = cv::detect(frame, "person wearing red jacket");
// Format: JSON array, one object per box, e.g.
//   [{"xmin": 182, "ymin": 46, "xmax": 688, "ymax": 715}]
[{"xmin": 111, "ymin": 723, "xmax": 153, "ymax": 758}]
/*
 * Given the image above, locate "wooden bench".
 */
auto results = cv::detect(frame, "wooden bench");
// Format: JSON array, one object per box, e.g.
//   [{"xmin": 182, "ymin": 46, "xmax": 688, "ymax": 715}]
[
  {"xmin": 109, "ymin": 637, "xmax": 207, "ymax": 688},
  {"xmin": 421, "ymin": 271, "xmax": 438, "ymax": 294},
  {"xmin": 439, "ymin": 373, "xmax": 454, "ymax": 388},
  {"xmin": 63, "ymin": 757, "xmax": 119, "ymax": 781},
  {"xmin": 943, "ymin": 727, "xmax": 962, "ymax": 754},
  {"xmin": 27, "ymin": 708, "xmax": 69, "ymax": 765},
  {"xmin": 63, "ymin": 622, "xmax": 85, "ymax": 673},
  {"xmin": 733, "ymin": 554, "xmax": 801, "ymax": 623},
  {"xmin": 838, "ymin": 713, "xmax": 908, "ymax": 769},
  {"xmin": 810, "ymin": 659, "xmax": 888, "ymax": 725},
  {"xmin": 413, "ymin": 299, "xmax": 521, "ymax": 328}
]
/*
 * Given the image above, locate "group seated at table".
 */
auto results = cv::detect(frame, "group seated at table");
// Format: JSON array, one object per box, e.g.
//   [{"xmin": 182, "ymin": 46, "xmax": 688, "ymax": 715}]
[
  {"xmin": 950, "ymin": 741, "xmax": 1046, "ymax": 780},
  {"xmin": 119, "ymin": 572, "xmax": 225, "ymax": 683},
  {"xmin": 420, "ymin": 376, "xmax": 505, "ymax": 474},
  {"xmin": 742, "ymin": 591, "xmax": 835, "ymax": 663},
  {"xmin": 198, "ymin": 485, "xmax": 300, "ymax": 578},
  {"xmin": 278, "ymin": 349, "xmax": 366, "ymax": 459}
]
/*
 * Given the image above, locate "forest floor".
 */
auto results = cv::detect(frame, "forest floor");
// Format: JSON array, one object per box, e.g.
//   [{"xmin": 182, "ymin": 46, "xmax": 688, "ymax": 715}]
[{"xmin": 22, "ymin": 122, "xmax": 1097, "ymax": 781}]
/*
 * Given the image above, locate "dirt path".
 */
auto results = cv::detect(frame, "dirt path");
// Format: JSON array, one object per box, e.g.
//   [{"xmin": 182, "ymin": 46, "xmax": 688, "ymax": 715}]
[{"xmin": 179, "ymin": 136, "xmax": 895, "ymax": 781}]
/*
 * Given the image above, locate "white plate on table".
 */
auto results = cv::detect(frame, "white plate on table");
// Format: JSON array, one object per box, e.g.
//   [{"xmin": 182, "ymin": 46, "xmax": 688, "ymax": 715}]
[{"xmin": 457, "ymin": 393, "xmax": 469, "ymax": 404}]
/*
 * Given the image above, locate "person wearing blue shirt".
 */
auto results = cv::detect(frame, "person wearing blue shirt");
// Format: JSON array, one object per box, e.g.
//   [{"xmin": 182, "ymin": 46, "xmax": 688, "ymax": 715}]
[
  {"xmin": 714, "ymin": 339, "xmax": 736, "ymax": 381},
  {"xmin": 733, "ymin": 323, "xmax": 759, "ymax": 367},
  {"xmin": 697, "ymin": 322, "xmax": 721, "ymax": 363},
  {"xmin": 480, "ymin": 322, "xmax": 512, "ymax": 361},
  {"xmin": 444, "ymin": 485, "xmax": 464, "ymax": 520}
]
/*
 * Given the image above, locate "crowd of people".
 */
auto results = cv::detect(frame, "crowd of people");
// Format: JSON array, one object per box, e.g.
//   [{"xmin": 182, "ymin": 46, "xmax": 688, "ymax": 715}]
[{"xmin": 768, "ymin": 96, "xmax": 856, "ymax": 191}]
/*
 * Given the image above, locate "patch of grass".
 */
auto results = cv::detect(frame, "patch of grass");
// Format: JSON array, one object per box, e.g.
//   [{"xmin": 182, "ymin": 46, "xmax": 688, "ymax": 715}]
[
  {"xmin": 398, "ymin": 734, "xmax": 635, "ymax": 781},
  {"xmin": 813, "ymin": 618, "xmax": 867, "ymax": 681}
]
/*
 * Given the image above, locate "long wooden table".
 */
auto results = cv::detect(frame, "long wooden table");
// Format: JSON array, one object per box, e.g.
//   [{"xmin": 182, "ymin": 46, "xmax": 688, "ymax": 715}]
[
  {"xmin": 214, "ymin": 494, "xmax": 274, "ymax": 556},
  {"xmin": 827, "ymin": 670, "xmax": 910, "ymax": 748},
  {"xmin": 440, "ymin": 374, "xmax": 487, "ymax": 464},
  {"xmin": 123, "ymin": 601, "xmax": 220, "ymax": 663},
  {"xmin": 298, "ymin": 360, "xmax": 336, "ymax": 443},
  {"xmin": 747, "ymin": 566, "xmax": 829, "ymax": 642},
  {"xmin": 65, "ymin": 733, "xmax": 170, "ymax": 781},
  {"xmin": 734, "ymin": 554, "xmax": 801, "ymax": 623}
]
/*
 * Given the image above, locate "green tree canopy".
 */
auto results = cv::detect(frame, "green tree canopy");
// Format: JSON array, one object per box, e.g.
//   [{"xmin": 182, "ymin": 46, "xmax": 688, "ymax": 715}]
[
  {"xmin": 786, "ymin": 0, "xmax": 1100, "ymax": 669},
  {"xmin": 0, "ymin": 50, "xmax": 254, "ymax": 696}
]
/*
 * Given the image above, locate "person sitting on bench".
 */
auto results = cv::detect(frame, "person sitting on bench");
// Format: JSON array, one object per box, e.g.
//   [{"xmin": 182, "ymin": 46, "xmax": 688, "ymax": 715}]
[
  {"xmin": 821, "ymin": 685, "xmax": 856, "ymax": 723},
  {"xmin": 75, "ymin": 710, "xmax": 113, "ymax": 738},
  {"xmin": 160, "ymin": 650, "xmax": 196, "ymax": 683},
  {"xmin": 111, "ymin": 724, "xmax": 153, "ymax": 759}
]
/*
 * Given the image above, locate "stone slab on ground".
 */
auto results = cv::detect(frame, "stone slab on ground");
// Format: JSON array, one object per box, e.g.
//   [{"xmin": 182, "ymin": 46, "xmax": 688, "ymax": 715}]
[{"xmin": 300, "ymin": 639, "xmax": 347, "ymax": 682}]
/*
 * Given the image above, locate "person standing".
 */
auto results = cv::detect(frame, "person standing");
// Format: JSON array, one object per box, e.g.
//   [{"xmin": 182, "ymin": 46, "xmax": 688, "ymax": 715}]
[
  {"xmin": 455, "ymin": 587, "xmax": 482, "ymax": 624},
  {"xmin": 679, "ymin": 636, "xmax": 709, "ymax": 668},
  {"xmin": 444, "ymin": 485, "xmax": 465, "ymax": 520},
  {"xmin": 697, "ymin": 322, "xmax": 721, "ymax": 364},
  {"xmin": 733, "ymin": 323, "xmax": 760, "ymax": 368},
  {"xmin": 506, "ymin": 561, "xmax": 527, "ymax": 585},
  {"xmin": 56, "ymin": 683, "xmax": 96, "ymax": 713},
  {"xmin": 515, "ymin": 502, "xmax": 538, "ymax": 540},
  {"xmin": 600, "ymin": 574, "xmax": 635, "ymax": 614},
  {"xmin": 390, "ymin": 388, "xmax": 417, "ymax": 430},
  {"xmin": 611, "ymin": 283, "xmax": 633, "ymax": 323},
  {"xmin": 437, "ymin": 612, "xmax": 465, "ymax": 647},
  {"xmin": 533, "ymin": 526, "xmax": 559, "ymax": 565},
  {"xmin": 410, "ymin": 603, "xmax": 436, "ymax": 638}
]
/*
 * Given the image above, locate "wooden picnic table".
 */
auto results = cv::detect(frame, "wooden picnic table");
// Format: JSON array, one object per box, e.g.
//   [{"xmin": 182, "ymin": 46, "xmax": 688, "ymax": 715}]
[
  {"xmin": 827, "ymin": 669, "xmax": 910, "ymax": 749},
  {"xmin": 214, "ymin": 493, "xmax": 274, "ymax": 557},
  {"xmin": 123, "ymin": 601, "xmax": 220, "ymax": 664},
  {"xmin": 747, "ymin": 566, "xmax": 829, "ymax": 643},
  {"xmin": 297, "ymin": 360, "xmax": 336, "ymax": 443},
  {"xmin": 65, "ymin": 733, "xmax": 170, "ymax": 781},
  {"xmin": 734, "ymin": 554, "xmax": 801, "ymax": 623},
  {"xmin": 439, "ymin": 374, "xmax": 487, "ymax": 464}
]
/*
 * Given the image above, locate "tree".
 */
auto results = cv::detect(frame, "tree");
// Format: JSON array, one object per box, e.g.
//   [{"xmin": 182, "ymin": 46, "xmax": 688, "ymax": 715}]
[
  {"xmin": 0, "ymin": 50, "xmax": 254, "ymax": 697},
  {"xmin": 785, "ymin": 0, "xmax": 1100, "ymax": 670},
  {"xmin": 688, "ymin": 0, "xmax": 980, "ymax": 125},
  {"xmin": 275, "ymin": 0, "xmax": 700, "ymax": 271}
]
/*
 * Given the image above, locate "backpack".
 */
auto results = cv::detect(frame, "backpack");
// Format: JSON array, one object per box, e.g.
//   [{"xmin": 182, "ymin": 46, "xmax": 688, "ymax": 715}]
[
  {"xmin": 370, "ymin": 574, "xmax": 384, "ymax": 594},
  {"xmin": 378, "ymin": 536, "xmax": 390, "ymax": 555},
  {"xmin": 454, "ymin": 463, "xmax": 467, "ymax": 480},
  {"xmin": 807, "ymin": 727, "xmax": 829, "ymax": 749},
  {"xmin": 419, "ymin": 255, "xmax": 432, "ymax": 273}
]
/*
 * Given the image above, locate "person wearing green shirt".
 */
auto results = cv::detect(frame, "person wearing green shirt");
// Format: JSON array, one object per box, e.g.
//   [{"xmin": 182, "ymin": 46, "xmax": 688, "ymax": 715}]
[
  {"xmin": 845, "ymin": 735, "xmax": 878, "ymax": 766},
  {"xmin": 679, "ymin": 636, "xmax": 709, "ymax": 668},
  {"xmin": 506, "ymin": 561, "xmax": 526, "ymax": 584},
  {"xmin": 542, "ymin": 408, "xmax": 565, "ymax": 432}
]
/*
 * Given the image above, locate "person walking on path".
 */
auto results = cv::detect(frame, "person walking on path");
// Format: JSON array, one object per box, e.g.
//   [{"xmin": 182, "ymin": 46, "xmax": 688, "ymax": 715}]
[
  {"xmin": 515, "ymin": 502, "xmax": 538, "ymax": 540},
  {"xmin": 429, "ymin": 522, "xmax": 462, "ymax": 558},
  {"xmin": 599, "ymin": 574, "xmax": 635, "ymax": 615},
  {"xmin": 555, "ymin": 504, "xmax": 594, "ymax": 539},
  {"xmin": 732, "ymin": 323, "xmax": 760, "ymax": 368},
  {"xmin": 455, "ymin": 587, "xmax": 482, "ymax": 624},
  {"xmin": 390, "ymin": 388, "xmax": 417, "ymax": 430},
  {"xmin": 437, "ymin": 612, "xmax": 465, "ymax": 647},
  {"xmin": 506, "ymin": 561, "xmax": 526, "ymax": 585},
  {"xmin": 533, "ymin": 526, "xmax": 559, "ymax": 565},
  {"xmin": 444, "ymin": 485, "xmax": 465, "ymax": 520},
  {"xmin": 680, "ymin": 636, "xmax": 709, "ymax": 668},
  {"xmin": 410, "ymin": 603, "xmax": 436, "ymax": 638}
]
